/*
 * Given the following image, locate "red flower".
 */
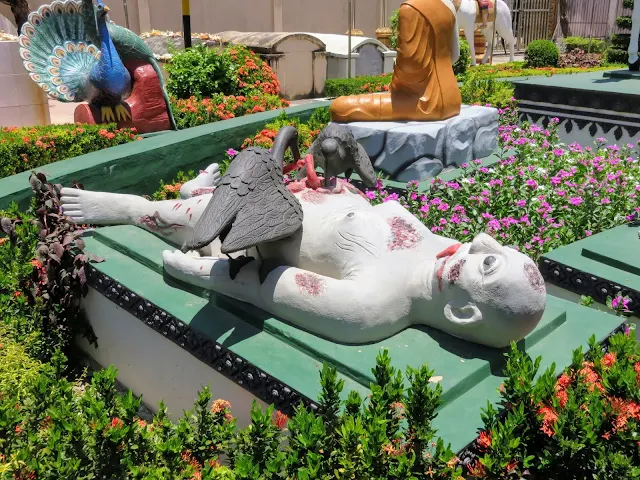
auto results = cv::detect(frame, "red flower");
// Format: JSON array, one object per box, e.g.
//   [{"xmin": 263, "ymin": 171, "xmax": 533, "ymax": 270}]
[
  {"xmin": 467, "ymin": 459, "xmax": 486, "ymax": 477},
  {"xmin": 110, "ymin": 417, "xmax": 124, "ymax": 429},
  {"xmin": 602, "ymin": 352, "xmax": 616, "ymax": 368},
  {"xmin": 505, "ymin": 459, "xmax": 518, "ymax": 472},
  {"xmin": 210, "ymin": 398, "xmax": 231, "ymax": 414},
  {"xmin": 556, "ymin": 373, "xmax": 571, "ymax": 389},
  {"xmin": 15, "ymin": 424, "xmax": 22, "ymax": 434},
  {"xmin": 274, "ymin": 410, "xmax": 288, "ymax": 430},
  {"xmin": 477, "ymin": 430, "xmax": 492, "ymax": 450},
  {"xmin": 30, "ymin": 259, "xmax": 42, "ymax": 268},
  {"xmin": 13, "ymin": 291, "xmax": 21, "ymax": 298},
  {"xmin": 538, "ymin": 405, "xmax": 558, "ymax": 437}
]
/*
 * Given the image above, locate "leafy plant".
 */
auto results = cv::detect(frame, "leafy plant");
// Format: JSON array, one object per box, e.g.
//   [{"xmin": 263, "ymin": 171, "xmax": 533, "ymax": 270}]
[
  {"xmin": 616, "ymin": 16, "xmax": 633, "ymax": 31},
  {"xmin": 562, "ymin": 36, "xmax": 606, "ymax": 54},
  {"xmin": 559, "ymin": 49, "xmax": 603, "ymax": 68},
  {"xmin": 0, "ymin": 124, "xmax": 140, "ymax": 180},
  {"xmin": 165, "ymin": 44, "xmax": 281, "ymax": 100},
  {"xmin": 525, "ymin": 39, "xmax": 560, "ymax": 67},
  {"xmin": 604, "ymin": 47, "xmax": 629, "ymax": 65},
  {"xmin": 459, "ymin": 70, "xmax": 515, "ymax": 108}
]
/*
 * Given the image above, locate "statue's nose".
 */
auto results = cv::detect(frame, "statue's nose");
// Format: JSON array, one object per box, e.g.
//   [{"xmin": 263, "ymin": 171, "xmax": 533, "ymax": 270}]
[{"xmin": 469, "ymin": 232, "xmax": 503, "ymax": 254}]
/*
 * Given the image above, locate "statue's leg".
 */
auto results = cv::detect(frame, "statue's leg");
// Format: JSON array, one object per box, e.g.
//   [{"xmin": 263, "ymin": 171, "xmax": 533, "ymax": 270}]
[
  {"xmin": 481, "ymin": 26, "xmax": 493, "ymax": 64},
  {"xmin": 162, "ymin": 250, "xmax": 399, "ymax": 344},
  {"xmin": 465, "ymin": 28, "xmax": 477, "ymax": 66},
  {"xmin": 60, "ymin": 188, "xmax": 212, "ymax": 247}
]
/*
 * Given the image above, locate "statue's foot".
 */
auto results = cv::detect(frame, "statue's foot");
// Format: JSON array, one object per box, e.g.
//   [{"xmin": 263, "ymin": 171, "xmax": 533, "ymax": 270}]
[
  {"xmin": 630, "ymin": 58, "xmax": 640, "ymax": 72},
  {"xmin": 259, "ymin": 258, "xmax": 284, "ymax": 284},
  {"xmin": 60, "ymin": 188, "xmax": 123, "ymax": 225},
  {"xmin": 100, "ymin": 106, "xmax": 116, "ymax": 123},
  {"xmin": 163, "ymin": 249, "xmax": 216, "ymax": 289},
  {"xmin": 227, "ymin": 255, "xmax": 255, "ymax": 280},
  {"xmin": 180, "ymin": 163, "xmax": 221, "ymax": 199},
  {"xmin": 114, "ymin": 103, "xmax": 132, "ymax": 122}
]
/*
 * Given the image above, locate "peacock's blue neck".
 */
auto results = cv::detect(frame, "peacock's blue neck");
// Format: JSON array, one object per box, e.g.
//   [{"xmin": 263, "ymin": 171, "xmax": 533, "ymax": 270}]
[{"xmin": 97, "ymin": 14, "xmax": 117, "ymax": 67}]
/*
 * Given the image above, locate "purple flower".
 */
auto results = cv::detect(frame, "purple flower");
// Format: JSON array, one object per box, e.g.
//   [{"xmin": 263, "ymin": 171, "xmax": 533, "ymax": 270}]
[
  {"xmin": 569, "ymin": 196, "xmax": 583, "ymax": 206},
  {"xmin": 526, "ymin": 179, "xmax": 538, "ymax": 189},
  {"xmin": 585, "ymin": 230, "xmax": 592, "ymax": 237},
  {"xmin": 226, "ymin": 148, "xmax": 238, "ymax": 157},
  {"xmin": 383, "ymin": 193, "xmax": 399, "ymax": 202},
  {"xmin": 516, "ymin": 200, "xmax": 527, "ymax": 208},
  {"xmin": 365, "ymin": 191, "xmax": 376, "ymax": 200}
]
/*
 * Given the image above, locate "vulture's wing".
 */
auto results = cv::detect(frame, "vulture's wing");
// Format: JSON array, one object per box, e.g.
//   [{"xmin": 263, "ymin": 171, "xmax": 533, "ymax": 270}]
[
  {"xmin": 220, "ymin": 168, "xmax": 303, "ymax": 253},
  {"xmin": 352, "ymin": 142, "xmax": 377, "ymax": 187}
]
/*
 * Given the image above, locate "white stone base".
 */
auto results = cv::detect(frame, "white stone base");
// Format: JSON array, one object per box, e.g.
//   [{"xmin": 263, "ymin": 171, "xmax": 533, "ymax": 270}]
[
  {"xmin": 335, "ymin": 105, "xmax": 499, "ymax": 182},
  {"xmin": 79, "ymin": 288, "xmax": 266, "ymax": 426}
]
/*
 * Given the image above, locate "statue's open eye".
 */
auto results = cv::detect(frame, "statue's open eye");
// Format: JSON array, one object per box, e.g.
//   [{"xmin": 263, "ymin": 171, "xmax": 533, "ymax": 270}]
[{"xmin": 481, "ymin": 255, "xmax": 500, "ymax": 275}]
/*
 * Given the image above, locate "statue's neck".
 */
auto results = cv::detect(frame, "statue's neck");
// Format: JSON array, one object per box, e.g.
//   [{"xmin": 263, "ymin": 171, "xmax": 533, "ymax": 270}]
[
  {"xmin": 97, "ymin": 17, "xmax": 116, "ymax": 65},
  {"xmin": 407, "ymin": 257, "xmax": 438, "ymax": 321}
]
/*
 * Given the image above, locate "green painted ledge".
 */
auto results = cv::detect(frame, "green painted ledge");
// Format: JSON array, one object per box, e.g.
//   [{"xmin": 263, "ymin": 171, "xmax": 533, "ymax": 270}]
[
  {"xmin": 0, "ymin": 101, "xmax": 331, "ymax": 211},
  {"xmin": 83, "ymin": 224, "xmax": 624, "ymax": 453},
  {"xmin": 541, "ymin": 223, "xmax": 640, "ymax": 298}
]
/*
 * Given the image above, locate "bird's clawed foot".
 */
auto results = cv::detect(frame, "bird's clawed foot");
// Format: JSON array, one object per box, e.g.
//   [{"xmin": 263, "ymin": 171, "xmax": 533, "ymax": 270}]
[
  {"xmin": 227, "ymin": 255, "xmax": 255, "ymax": 280},
  {"xmin": 258, "ymin": 258, "xmax": 283, "ymax": 284},
  {"xmin": 100, "ymin": 106, "xmax": 116, "ymax": 122},
  {"xmin": 114, "ymin": 103, "xmax": 132, "ymax": 121}
]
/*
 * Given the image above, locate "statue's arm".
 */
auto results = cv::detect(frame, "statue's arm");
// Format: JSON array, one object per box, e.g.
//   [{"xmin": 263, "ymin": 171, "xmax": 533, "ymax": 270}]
[
  {"xmin": 162, "ymin": 251, "xmax": 409, "ymax": 344},
  {"xmin": 390, "ymin": 4, "xmax": 433, "ymax": 96}
]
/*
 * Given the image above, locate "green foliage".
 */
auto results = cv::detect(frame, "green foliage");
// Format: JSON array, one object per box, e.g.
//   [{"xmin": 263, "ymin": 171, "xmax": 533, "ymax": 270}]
[
  {"xmin": 151, "ymin": 170, "xmax": 196, "ymax": 201},
  {"xmin": 611, "ymin": 33, "xmax": 631, "ymax": 49},
  {"xmin": 473, "ymin": 332, "xmax": 640, "ymax": 478},
  {"xmin": 390, "ymin": 9, "xmax": 399, "ymax": 50},
  {"xmin": 604, "ymin": 47, "xmax": 630, "ymax": 65},
  {"xmin": 525, "ymin": 39, "xmax": 560, "ymax": 67},
  {"xmin": 459, "ymin": 70, "xmax": 514, "ymax": 108},
  {"xmin": 165, "ymin": 44, "xmax": 281, "ymax": 100},
  {"xmin": 324, "ymin": 74, "xmax": 392, "ymax": 97},
  {"xmin": 616, "ymin": 16, "xmax": 633, "ymax": 31},
  {"xmin": 562, "ymin": 36, "xmax": 606, "ymax": 54},
  {"xmin": 0, "ymin": 124, "xmax": 140, "ymax": 180},
  {"xmin": 624, "ymin": 0, "xmax": 634, "ymax": 8}
]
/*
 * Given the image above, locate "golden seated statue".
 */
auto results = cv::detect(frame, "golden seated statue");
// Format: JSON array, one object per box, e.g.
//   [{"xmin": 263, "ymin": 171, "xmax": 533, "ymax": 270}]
[{"xmin": 330, "ymin": 0, "xmax": 462, "ymax": 123}]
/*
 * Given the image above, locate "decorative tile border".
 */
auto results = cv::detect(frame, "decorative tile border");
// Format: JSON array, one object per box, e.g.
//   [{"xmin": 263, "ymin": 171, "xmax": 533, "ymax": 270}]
[
  {"xmin": 86, "ymin": 264, "xmax": 320, "ymax": 417},
  {"xmin": 538, "ymin": 257, "xmax": 640, "ymax": 310}
]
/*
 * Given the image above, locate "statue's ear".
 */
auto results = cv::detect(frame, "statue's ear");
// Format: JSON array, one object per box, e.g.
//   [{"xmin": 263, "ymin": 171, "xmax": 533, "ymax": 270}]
[{"xmin": 444, "ymin": 299, "xmax": 483, "ymax": 326}]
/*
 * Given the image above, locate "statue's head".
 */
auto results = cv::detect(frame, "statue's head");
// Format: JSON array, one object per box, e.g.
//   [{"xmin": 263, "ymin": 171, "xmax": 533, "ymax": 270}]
[
  {"xmin": 96, "ymin": 0, "xmax": 110, "ymax": 18},
  {"xmin": 430, "ymin": 233, "xmax": 546, "ymax": 348}
]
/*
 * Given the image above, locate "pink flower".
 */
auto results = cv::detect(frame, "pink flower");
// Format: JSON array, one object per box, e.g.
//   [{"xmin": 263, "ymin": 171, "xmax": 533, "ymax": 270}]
[{"xmin": 569, "ymin": 197, "xmax": 583, "ymax": 206}]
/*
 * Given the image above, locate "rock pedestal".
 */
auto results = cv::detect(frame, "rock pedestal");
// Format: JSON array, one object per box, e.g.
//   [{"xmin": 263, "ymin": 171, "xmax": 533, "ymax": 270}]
[
  {"xmin": 335, "ymin": 105, "xmax": 498, "ymax": 182},
  {"xmin": 74, "ymin": 60, "xmax": 170, "ymax": 134}
]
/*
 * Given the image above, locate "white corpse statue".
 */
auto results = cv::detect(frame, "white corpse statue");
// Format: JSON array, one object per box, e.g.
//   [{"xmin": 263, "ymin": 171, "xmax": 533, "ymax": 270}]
[
  {"xmin": 630, "ymin": 0, "xmax": 640, "ymax": 71},
  {"xmin": 60, "ymin": 126, "xmax": 546, "ymax": 348}
]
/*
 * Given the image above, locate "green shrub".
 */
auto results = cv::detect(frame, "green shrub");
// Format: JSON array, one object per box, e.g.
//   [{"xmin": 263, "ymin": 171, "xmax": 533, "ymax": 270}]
[
  {"xmin": 165, "ymin": 44, "xmax": 281, "ymax": 100},
  {"xmin": 390, "ymin": 9, "xmax": 399, "ymax": 49},
  {"xmin": 562, "ymin": 36, "xmax": 606, "ymax": 54},
  {"xmin": 525, "ymin": 39, "xmax": 560, "ymax": 67},
  {"xmin": 604, "ymin": 47, "xmax": 629, "ymax": 65},
  {"xmin": 459, "ymin": 71, "xmax": 514, "ymax": 108},
  {"xmin": 616, "ymin": 16, "xmax": 633, "ymax": 30},
  {"xmin": 454, "ymin": 38, "xmax": 472, "ymax": 77},
  {"xmin": 324, "ymin": 73, "xmax": 391, "ymax": 97},
  {"xmin": 624, "ymin": 0, "xmax": 634, "ymax": 8},
  {"xmin": 170, "ymin": 93, "xmax": 289, "ymax": 129},
  {"xmin": 0, "ymin": 124, "xmax": 140, "ymax": 180},
  {"xmin": 611, "ymin": 33, "xmax": 631, "ymax": 49}
]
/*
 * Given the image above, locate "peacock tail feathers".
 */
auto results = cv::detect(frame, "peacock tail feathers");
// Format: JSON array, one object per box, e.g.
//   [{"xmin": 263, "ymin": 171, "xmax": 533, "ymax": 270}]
[{"xmin": 19, "ymin": 0, "xmax": 100, "ymax": 102}]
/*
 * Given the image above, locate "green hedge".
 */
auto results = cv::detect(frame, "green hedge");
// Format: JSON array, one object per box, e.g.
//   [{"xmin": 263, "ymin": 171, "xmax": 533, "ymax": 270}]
[
  {"xmin": 525, "ymin": 40, "xmax": 560, "ymax": 67},
  {"xmin": 623, "ymin": 0, "xmax": 634, "ymax": 9},
  {"xmin": 562, "ymin": 36, "xmax": 606, "ymax": 54},
  {"xmin": 605, "ymin": 47, "xmax": 629, "ymax": 65},
  {"xmin": 0, "ymin": 124, "xmax": 140, "ymax": 180},
  {"xmin": 616, "ymin": 16, "xmax": 633, "ymax": 30}
]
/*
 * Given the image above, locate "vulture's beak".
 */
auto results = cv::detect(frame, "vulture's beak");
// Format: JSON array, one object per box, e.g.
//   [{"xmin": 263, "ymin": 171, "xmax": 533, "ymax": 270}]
[{"xmin": 104, "ymin": 5, "xmax": 110, "ymax": 12}]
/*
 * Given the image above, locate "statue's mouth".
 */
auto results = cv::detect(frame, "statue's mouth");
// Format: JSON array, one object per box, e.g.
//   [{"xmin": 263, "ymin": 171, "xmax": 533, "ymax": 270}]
[{"xmin": 435, "ymin": 243, "xmax": 463, "ymax": 292}]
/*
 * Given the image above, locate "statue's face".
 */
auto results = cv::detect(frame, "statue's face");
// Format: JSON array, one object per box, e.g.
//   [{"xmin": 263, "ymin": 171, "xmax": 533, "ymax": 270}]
[{"xmin": 433, "ymin": 233, "xmax": 546, "ymax": 347}]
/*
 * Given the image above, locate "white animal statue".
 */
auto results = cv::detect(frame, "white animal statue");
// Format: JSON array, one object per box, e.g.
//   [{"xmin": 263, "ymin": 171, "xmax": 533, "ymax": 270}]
[
  {"xmin": 629, "ymin": 0, "xmax": 640, "ymax": 71},
  {"xmin": 455, "ymin": 0, "xmax": 515, "ymax": 66},
  {"xmin": 60, "ymin": 165, "xmax": 547, "ymax": 349}
]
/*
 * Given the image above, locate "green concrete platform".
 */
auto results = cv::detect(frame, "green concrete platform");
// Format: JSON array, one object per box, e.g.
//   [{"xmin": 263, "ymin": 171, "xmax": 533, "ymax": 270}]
[
  {"xmin": 82, "ymin": 225, "xmax": 624, "ymax": 453},
  {"xmin": 512, "ymin": 71, "xmax": 640, "ymax": 147},
  {"xmin": 602, "ymin": 69, "xmax": 640, "ymax": 80},
  {"xmin": 540, "ymin": 224, "xmax": 640, "ymax": 307}
]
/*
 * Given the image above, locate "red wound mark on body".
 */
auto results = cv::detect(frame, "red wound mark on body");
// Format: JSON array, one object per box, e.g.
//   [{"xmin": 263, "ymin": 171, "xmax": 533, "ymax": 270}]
[
  {"xmin": 387, "ymin": 217, "xmax": 422, "ymax": 251},
  {"xmin": 524, "ymin": 263, "xmax": 545, "ymax": 293},
  {"xmin": 197, "ymin": 199, "xmax": 203, "ymax": 204},
  {"xmin": 137, "ymin": 211, "xmax": 184, "ymax": 234},
  {"xmin": 301, "ymin": 189, "xmax": 326, "ymax": 204},
  {"xmin": 295, "ymin": 273, "xmax": 325, "ymax": 296},
  {"xmin": 191, "ymin": 187, "xmax": 215, "ymax": 197},
  {"xmin": 186, "ymin": 208, "xmax": 191, "ymax": 214},
  {"xmin": 448, "ymin": 259, "xmax": 466, "ymax": 285}
]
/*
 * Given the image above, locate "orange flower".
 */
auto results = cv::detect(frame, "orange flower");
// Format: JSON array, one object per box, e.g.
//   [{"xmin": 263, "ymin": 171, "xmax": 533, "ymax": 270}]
[
  {"xmin": 30, "ymin": 259, "xmax": 42, "ymax": 268},
  {"xmin": 467, "ymin": 459, "xmax": 485, "ymax": 477},
  {"xmin": 477, "ymin": 430, "xmax": 492, "ymax": 450},
  {"xmin": 273, "ymin": 410, "xmax": 288, "ymax": 430},
  {"xmin": 602, "ymin": 352, "xmax": 616, "ymax": 368},
  {"xmin": 538, "ymin": 405, "xmax": 558, "ymax": 437},
  {"xmin": 210, "ymin": 398, "xmax": 231, "ymax": 414},
  {"xmin": 110, "ymin": 417, "xmax": 124, "ymax": 429}
]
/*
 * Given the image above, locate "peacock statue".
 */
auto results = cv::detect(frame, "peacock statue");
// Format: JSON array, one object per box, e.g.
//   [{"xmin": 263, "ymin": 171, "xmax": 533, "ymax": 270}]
[{"xmin": 18, "ymin": 0, "xmax": 176, "ymax": 129}]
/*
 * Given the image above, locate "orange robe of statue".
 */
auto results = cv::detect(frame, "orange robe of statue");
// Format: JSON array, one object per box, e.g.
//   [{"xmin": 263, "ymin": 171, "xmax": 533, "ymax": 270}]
[{"xmin": 330, "ymin": 0, "xmax": 462, "ymax": 122}]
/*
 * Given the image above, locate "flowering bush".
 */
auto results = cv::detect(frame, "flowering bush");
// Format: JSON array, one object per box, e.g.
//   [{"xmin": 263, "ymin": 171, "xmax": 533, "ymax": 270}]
[
  {"xmin": 0, "ymin": 124, "xmax": 141, "ymax": 179},
  {"xmin": 366, "ymin": 104, "xmax": 640, "ymax": 261},
  {"xmin": 170, "ymin": 93, "xmax": 289, "ymax": 130},
  {"xmin": 468, "ymin": 328, "xmax": 640, "ymax": 479},
  {"xmin": 165, "ymin": 44, "xmax": 282, "ymax": 100}
]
